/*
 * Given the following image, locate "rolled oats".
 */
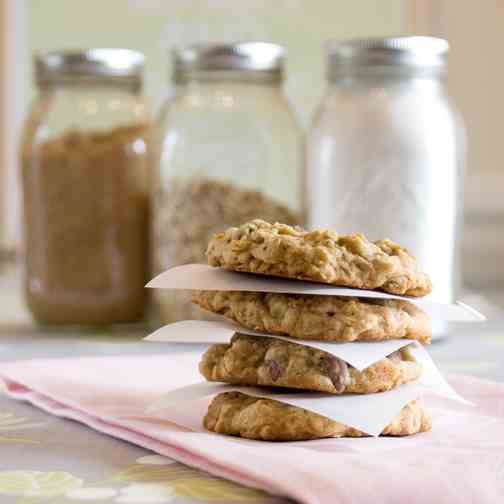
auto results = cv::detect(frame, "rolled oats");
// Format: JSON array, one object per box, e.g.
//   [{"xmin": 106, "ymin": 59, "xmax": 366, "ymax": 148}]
[{"xmin": 152, "ymin": 178, "xmax": 300, "ymax": 322}]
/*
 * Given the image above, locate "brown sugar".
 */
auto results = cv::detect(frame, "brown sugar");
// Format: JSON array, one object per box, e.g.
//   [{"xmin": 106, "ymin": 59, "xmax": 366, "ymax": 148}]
[{"xmin": 22, "ymin": 124, "xmax": 150, "ymax": 325}]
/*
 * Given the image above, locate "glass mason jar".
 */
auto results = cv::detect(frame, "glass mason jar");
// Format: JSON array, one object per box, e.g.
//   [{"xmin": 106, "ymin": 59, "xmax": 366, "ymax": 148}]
[
  {"xmin": 153, "ymin": 42, "xmax": 304, "ymax": 323},
  {"xmin": 307, "ymin": 37, "xmax": 465, "ymax": 303},
  {"xmin": 21, "ymin": 49, "xmax": 150, "ymax": 325}
]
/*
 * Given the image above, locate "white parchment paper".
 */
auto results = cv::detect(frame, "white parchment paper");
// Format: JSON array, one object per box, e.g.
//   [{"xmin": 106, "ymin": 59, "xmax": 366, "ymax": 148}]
[
  {"xmin": 146, "ymin": 337, "xmax": 470, "ymax": 436},
  {"xmin": 147, "ymin": 379, "xmax": 458, "ymax": 437},
  {"xmin": 146, "ymin": 264, "xmax": 485, "ymax": 322},
  {"xmin": 145, "ymin": 320, "xmax": 417, "ymax": 372},
  {"xmin": 145, "ymin": 319, "xmax": 469, "ymax": 404},
  {"xmin": 147, "ymin": 381, "xmax": 425, "ymax": 436}
]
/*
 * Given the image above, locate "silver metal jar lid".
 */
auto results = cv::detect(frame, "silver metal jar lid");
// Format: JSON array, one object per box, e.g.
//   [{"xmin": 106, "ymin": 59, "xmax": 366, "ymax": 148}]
[
  {"xmin": 172, "ymin": 42, "xmax": 285, "ymax": 83},
  {"xmin": 35, "ymin": 48, "xmax": 144, "ymax": 88},
  {"xmin": 327, "ymin": 36, "xmax": 449, "ymax": 79}
]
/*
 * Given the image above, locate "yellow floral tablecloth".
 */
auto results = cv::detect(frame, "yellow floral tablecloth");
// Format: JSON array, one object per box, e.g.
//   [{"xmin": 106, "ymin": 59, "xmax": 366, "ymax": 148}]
[{"xmin": 0, "ymin": 394, "xmax": 286, "ymax": 504}]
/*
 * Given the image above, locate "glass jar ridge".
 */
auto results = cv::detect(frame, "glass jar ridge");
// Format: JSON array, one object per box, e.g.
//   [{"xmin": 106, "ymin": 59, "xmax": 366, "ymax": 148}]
[
  {"xmin": 172, "ymin": 41, "xmax": 285, "ymax": 84},
  {"xmin": 35, "ymin": 48, "xmax": 144, "ymax": 90},
  {"xmin": 327, "ymin": 36, "xmax": 449, "ymax": 80}
]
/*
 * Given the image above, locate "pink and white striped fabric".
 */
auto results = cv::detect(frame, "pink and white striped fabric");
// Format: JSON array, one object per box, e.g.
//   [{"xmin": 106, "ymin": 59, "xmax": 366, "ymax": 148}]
[{"xmin": 1, "ymin": 351, "xmax": 503, "ymax": 504}]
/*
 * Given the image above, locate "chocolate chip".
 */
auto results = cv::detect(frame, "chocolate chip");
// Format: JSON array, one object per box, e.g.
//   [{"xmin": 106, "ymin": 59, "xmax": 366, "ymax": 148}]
[
  {"xmin": 321, "ymin": 355, "xmax": 349, "ymax": 393},
  {"xmin": 265, "ymin": 359, "xmax": 281, "ymax": 382}
]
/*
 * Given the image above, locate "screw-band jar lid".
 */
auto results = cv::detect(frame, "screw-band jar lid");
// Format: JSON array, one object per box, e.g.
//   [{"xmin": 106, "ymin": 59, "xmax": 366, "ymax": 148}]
[
  {"xmin": 327, "ymin": 36, "xmax": 449, "ymax": 79},
  {"xmin": 173, "ymin": 42, "xmax": 285, "ymax": 83},
  {"xmin": 35, "ymin": 48, "xmax": 144, "ymax": 88}
]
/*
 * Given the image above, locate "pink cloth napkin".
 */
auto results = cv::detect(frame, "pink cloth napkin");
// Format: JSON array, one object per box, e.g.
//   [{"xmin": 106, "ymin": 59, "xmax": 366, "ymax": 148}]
[{"xmin": 1, "ymin": 351, "xmax": 504, "ymax": 504}]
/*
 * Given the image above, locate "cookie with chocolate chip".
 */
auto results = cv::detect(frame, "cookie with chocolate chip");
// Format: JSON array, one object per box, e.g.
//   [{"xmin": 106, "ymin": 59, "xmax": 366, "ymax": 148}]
[
  {"xmin": 204, "ymin": 392, "xmax": 431, "ymax": 440},
  {"xmin": 199, "ymin": 333, "xmax": 421, "ymax": 395}
]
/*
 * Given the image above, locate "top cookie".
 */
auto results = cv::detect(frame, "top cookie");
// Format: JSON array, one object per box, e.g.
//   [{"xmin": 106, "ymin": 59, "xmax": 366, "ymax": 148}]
[{"xmin": 207, "ymin": 220, "xmax": 432, "ymax": 297}]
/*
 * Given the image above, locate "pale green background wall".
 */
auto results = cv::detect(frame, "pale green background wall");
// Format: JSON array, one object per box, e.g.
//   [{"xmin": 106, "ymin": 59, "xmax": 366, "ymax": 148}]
[{"xmin": 26, "ymin": 0, "xmax": 403, "ymax": 126}]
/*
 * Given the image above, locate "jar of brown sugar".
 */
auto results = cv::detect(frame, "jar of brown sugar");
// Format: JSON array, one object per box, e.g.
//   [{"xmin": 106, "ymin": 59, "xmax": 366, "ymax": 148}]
[{"xmin": 21, "ymin": 49, "xmax": 150, "ymax": 325}]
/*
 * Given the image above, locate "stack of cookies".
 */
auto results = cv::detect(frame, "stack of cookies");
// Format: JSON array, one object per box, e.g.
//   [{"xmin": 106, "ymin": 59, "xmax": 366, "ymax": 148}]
[{"xmin": 193, "ymin": 219, "xmax": 435, "ymax": 441}]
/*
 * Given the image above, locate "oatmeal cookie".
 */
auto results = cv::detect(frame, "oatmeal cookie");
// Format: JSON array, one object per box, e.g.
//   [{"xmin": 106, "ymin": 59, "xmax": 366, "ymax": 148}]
[
  {"xmin": 206, "ymin": 220, "xmax": 432, "ymax": 297},
  {"xmin": 193, "ymin": 290, "xmax": 431, "ymax": 344},
  {"xmin": 204, "ymin": 392, "xmax": 431, "ymax": 440},
  {"xmin": 199, "ymin": 334, "xmax": 421, "ymax": 394}
]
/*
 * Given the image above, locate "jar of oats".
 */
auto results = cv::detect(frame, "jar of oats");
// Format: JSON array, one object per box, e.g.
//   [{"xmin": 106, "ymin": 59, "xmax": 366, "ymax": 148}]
[
  {"xmin": 21, "ymin": 49, "xmax": 150, "ymax": 325},
  {"xmin": 153, "ymin": 42, "xmax": 304, "ymax": 323}
]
